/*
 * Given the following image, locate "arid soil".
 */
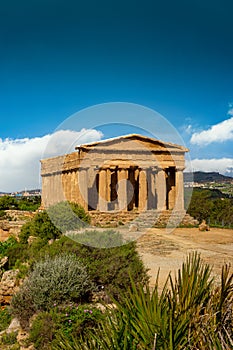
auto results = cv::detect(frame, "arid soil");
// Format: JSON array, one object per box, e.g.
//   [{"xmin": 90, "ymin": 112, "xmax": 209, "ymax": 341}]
[{"xmin": 136, "ymin": 227, "xmax": 233, "ymax": 288}]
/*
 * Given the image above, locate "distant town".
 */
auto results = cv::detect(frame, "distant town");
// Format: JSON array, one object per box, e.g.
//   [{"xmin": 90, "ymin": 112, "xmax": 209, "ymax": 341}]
[{"xmin": 0, "ymin": 189, "xmax": 41, "ymax": 198}]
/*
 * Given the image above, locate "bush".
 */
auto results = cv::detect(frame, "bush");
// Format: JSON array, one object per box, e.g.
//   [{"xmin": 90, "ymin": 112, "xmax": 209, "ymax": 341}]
[
  {"xmin": 29, "ymin": 310, "xmax": 59, "ymax": 349},
  {"xmin": 19, "ymin": 201, "xmax": 91, "ymax": 244},
  {"xmin": 29, "ymin": 304, "xmax": 104, "ymax": 349},
  {"xmin": 66, "ymin": 229, "xmax": 127, "ymax": 248},
  {"xmin": 17, "ymin": 196, "xmax": 41, "ymax": 211},
  {"xmin": 0, "ymin": 209, "xmax": 6, "ymax": 219},
  {"xmin": 11, "ymin": 253, "xmax": 94, "ymax": 327},
  {"xmin": 0, "ymin": 332, "xmax": 18, "ymax": 347},
  {"xmin": 4, "ymin": 242, "xmax": 30, "ymax": 269},
  {"xmin": 0, "ymin": 236, "xmax": 18, "ymax": 258},
  {"xmin": 19, "ymin": 211, "xmax": 61, "ymax": 244},
  {"xmin": 0, "ymin": 308, "xmax": 12, "ymax": 332},
  {"xmin": 0, "ymin": 196, "xmax": 18, "ymax": 210},
  {"xmin": 46, "ymin": 201, "xmax": 91, "ymax": 233}
]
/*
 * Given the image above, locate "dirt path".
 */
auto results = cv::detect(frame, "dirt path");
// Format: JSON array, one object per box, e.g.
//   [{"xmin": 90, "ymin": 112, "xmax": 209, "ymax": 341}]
[{"xmin": 135, "ymin": 227, "xmax": 233, "ymax": 288}]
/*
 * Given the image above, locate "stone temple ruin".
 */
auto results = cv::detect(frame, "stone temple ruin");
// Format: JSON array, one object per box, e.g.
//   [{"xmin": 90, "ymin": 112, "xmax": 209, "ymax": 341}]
[{"xmin": 41, "ymin": 134, "xmax": 194, "ymax": 227}]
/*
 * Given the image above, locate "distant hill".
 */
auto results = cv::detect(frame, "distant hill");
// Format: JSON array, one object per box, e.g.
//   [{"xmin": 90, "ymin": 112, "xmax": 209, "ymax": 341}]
[{"xmin": 184, "ymin": 171, "xmax": 233, "ymax": 183}]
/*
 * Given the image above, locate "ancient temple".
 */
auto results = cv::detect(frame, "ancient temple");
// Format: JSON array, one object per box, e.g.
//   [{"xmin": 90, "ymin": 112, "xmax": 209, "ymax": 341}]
[{"xmin": 41, "ymin": 134, "xmax": 188, "ymax": 213}]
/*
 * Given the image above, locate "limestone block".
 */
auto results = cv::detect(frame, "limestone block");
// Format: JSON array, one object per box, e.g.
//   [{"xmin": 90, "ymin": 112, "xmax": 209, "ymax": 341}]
[
  {"xmin": 0, "ymin": 269, "xmax": 19, "ymax": 305},
  {"xmin": 199, "ymin": 220, "xmax": 210, "ymax": 231},
  {"xmin": 7, "ymin": 317, "xmax": 21, "ymax": 333},
  {"xmin": 0, "ymin": 256, "xmax": 8, "ymax": 269}
]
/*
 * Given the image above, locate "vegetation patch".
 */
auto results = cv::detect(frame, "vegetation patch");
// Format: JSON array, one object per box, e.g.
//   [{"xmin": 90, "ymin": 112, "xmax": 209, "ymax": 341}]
[
  {"xmin": 29, "ymin": 303, "xmax": 104, "ymax": 349},
  {"xmin": 186, "ymin": 188, "xmax": 233, "ymax": 227},
  {"xmin": 11, "ymin": 253, "xmax": 94, "ymax": 328},
  {"xmin": 0, "ymin": 308, "xmax": 12, "ymax": 332}
]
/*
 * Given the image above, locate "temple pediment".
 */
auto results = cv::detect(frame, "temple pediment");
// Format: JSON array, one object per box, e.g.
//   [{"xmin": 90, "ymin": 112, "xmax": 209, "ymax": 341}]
[{"xmin": 76, "ymin": 134, "xmax": 189, "ymax": 153}]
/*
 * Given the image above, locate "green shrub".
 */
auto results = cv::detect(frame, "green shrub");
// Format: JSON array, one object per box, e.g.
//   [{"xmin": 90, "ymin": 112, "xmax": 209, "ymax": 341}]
[
  {"xmin": 11, "ymin": 253, "xmax": 94, "ymax": 327},
  {"xmin": 5, "ymin": 242, "xmax": 30, "ymax": 269},
  {"xmin": 0, "ymin": 209, "xmax": 6, "ymax": 218},
  {"xmin": 0, "ymin": 236, "xmax": 18, "ymax": 258},
  {"xmin": 17, "ymin": 196, "xmax": 41, "ymax": 211},
  {"xmin": 29, "ymin": 310, "xmax": 59, "ymax": 349},
  {"xmin": 66, "ymin": 229, "xmax": 127, "ymax": 248},
  {"xmin": 0, "ymin": 331, "xmax": 18, "ymax": 347},
  {"xmin": 19, "ymin": 201, "xmax": 91, "ymax": 244},
  {"xmin": 46, "ymin": 201, "xmax": 91, "ymax": 233},
  {"xmin": 29, "ymin": 303, "xmax": 104, "ymax": 349},
  {"xmin": 0, "ymin": 308, "xmax": 12, "ymax": 332},
  {"xmin": 0, "ymin": 196, "xmax": 18, "ymax": 210},
  {"xmin": 19, "ymin": 211, "xmax": 61, "ymax": 244}
]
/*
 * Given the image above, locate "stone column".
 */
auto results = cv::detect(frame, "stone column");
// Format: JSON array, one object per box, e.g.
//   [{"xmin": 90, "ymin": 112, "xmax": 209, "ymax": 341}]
[
  {"xmin": 61, "ymin": 172, "xmax": 67, "ymax": 202},
  {"xmin": 156, "ymin": 168, "xmax": 166, "ymax": 211},
  {"xmin": 70, "ymin": 170, "xmax": 77, "ymax": 202},
  {"xmin": 149, "ymin": 168, "xmax": 157, "ymax": 209},
  {"xmin": 175, "ymin": 168, "xmax": 184, "ymax": 211},
  {"xmin": 49, "ymin": 175, "xmax": 55, "ymax": 205},
  {"xmin": 53, "ymin": 173, "xmax": 58, "ymax": 204},
  {"xmin": 42, "ymin": 175, "xmax": 49, "ymax": 207},
  {"xmin": 117, "ymin": 168, "xmax": 128, "ymax": 211},
  {"xmin": 138, "ymin": 168, "xmax": 148, "ymax": 211},
  {"xmin": 55, "ymin": 172, "xmax": 65, "ymax": 204},
  {"xmin": 78, "ymin": 168, "xmax": 88, "ymax": 210},
  {"xmin": 66, "ymin": 172, "xmax": 72, "ymax": 202},
  {"xmin": 98, "ymin": 168, "xmax": 109, "ymax": 211}
]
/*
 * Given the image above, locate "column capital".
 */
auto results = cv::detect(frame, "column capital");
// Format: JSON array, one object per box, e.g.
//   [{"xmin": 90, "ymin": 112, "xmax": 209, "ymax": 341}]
[
  {"xmin": 176, "ymin": 167, "xmax": 185, "ymax": 172},
  {"xmin": 78, "ymin": 166, "xmax": 89, "ymax": 171}
]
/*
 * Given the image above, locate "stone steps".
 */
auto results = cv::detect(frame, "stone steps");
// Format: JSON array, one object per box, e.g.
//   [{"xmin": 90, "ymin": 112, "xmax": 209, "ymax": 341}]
[
  {"xmin": 89, "ymin": 210, "xmax": 198, "ymax": 228},
  {"xmin": 89, "ymin": 210, "xmax": 139, "ymax": 227},
  {"xmin": 133, "ymin": 210, "xmax": 198, "ymax": 228}
]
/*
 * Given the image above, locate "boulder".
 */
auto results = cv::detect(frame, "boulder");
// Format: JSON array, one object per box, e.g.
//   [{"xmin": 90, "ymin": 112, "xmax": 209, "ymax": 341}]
[
  {"xmin": 0, "ymin": 256, "xmax": 8, "ymax": 269},
  {"xmin": 129, "ymin": 223, "xmax": 139, "ymax": 232},
  {"xmin": 199, "ymin": 220, "xmax": 210, "ymax": 231},
  {"xmin": 7, "ymin": 317, "xmax": 21, "ymax": 333},
  {"xmin": 0, "ymin": 269, "xmax": 19, "ymax": 305}
]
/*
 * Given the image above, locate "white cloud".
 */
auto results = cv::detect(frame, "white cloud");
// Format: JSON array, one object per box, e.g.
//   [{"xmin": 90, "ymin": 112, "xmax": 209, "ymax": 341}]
[
  {"xmin": 185, "ymin": 158, "xmax": 233, "ymax": 175},
  {"xmin": 0, "ymin": 129, "xmax": 103, "ymax": 192},
  {"xmin": 190, "ymin": 117, "xmax": 233, "ymax": 145}
]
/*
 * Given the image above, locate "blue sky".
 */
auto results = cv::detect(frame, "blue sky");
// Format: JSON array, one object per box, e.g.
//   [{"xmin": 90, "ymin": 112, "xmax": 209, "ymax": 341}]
[{"xmin": 0, "ymin": 0, "xmax": 233, "ymax": 191}]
